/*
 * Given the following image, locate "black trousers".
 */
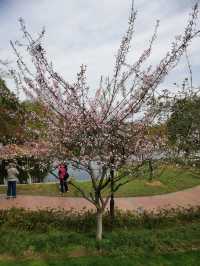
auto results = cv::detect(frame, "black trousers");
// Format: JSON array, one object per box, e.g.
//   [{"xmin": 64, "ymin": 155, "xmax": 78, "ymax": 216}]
[
  {"xmin": 60, "ymin": 180, "xmax": 68, "ymax": 193},
  {"xmin": 7, "ymin": 181, "xmax": 16, "ymax": 197}
]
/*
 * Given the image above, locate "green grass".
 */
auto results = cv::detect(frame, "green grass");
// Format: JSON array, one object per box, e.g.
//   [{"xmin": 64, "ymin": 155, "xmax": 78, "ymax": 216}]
[
  {"xmin": 114, "ymin": 165, "xmax": 200, "ymax": 197},
  {"xmin": 0, "ymin": 207, "xmax": 200, "ymax": 265},
  {"xmin": 0, "ymin": 165, "xmax": 200, "ymax": 197},
  {"xmin": 1, "ymin": 252, "xmax": 200, "ymax": 266}
]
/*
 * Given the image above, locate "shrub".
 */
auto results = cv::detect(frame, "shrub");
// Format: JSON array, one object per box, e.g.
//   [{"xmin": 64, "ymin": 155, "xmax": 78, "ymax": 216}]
[{"xmin": 1, "ymin": 206, "xmax": 200, "ymax": 233}]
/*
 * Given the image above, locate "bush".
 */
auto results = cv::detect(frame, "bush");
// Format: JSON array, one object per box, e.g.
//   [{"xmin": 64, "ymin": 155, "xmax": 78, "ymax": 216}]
[{"xmin": 1, "ymin": 206, "xmax": 200, "ymax": 233}]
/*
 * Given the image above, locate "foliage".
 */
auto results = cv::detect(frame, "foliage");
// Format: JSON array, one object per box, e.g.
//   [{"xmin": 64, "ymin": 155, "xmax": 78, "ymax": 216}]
[
  {"xmin": 1, "ymin": 206, "xmax": 200, "ymax": 233},
  {"xmin": 16, "ymin": 156, "xmax": 51, "ymax": 183},
  {"xmin": 21, "ymin": 100, "xmax": 48, "ymax": 140},
  {"xmin": 0, "ymin": 79, "xmax": 25, "ymax": 144},
  {"xmin": 167, "ymin": 96, "xmax": 200, "ymax": 156},
  {"xmin": 0, "ymin": 80, "xmax": 50, "ymax": 184},
  {"xmin": 0, "ymin": 78, "xmax": 48, "ymax": 143},
  {"xmin": 0, "ymin": 156, "xmax": 50, "ymax": 184}
]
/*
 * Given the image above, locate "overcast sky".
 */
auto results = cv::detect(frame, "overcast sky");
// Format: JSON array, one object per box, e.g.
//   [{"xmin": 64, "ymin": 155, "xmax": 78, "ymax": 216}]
[{"xmin": 0, "ymin": 0, "xmax": 199, "ymax": 96}]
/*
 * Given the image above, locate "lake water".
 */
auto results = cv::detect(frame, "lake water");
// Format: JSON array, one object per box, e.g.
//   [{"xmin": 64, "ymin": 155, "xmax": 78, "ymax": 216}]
[
  {"xmin": 44, "ymin": 161, "xmax": 105, "ymax": 182},
  {"xmin": 44, "ymin": 162, "xmax": 92, "ymax": 182}
]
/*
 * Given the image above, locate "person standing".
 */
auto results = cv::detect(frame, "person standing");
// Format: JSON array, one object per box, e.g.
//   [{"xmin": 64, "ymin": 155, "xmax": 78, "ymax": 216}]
[
  {"xmin": 6, "ymin": 162, "xmax": 19, "ymax": 199},
  {"xmin": 58, "ymin": 163, "xmax": 66, "ymax": 195}
]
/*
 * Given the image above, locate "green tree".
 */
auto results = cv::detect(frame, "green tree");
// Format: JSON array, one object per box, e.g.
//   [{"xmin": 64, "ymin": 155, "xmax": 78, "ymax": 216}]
[
  {"xmin": 0, "ymin": 156, "xmax": 51, "ymax": 184},
  {"xmin": 0, "ymin": 80, "xmax": 50, "ymax": 184},
  {"xmin": 0, "ymin": 79, "xmax": 48, "ymax": 144},
  {"xmin": 167, "ymin": 97, "xmax": 200, "ymax": 157},
  {"xmin": 0, "ymin": 79, "xmax": 25, "ymax": 144},
  {"xmin": 21, "ymin": 100, "xmax": 48, "ymax": 141}
]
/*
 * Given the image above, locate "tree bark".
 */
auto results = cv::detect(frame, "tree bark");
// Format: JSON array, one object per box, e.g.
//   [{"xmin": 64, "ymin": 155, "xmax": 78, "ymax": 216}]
[
  {"xmin": 27, "ymin": 172, "xmax": 32, "ymax": 184},
  {"xmin": 148, "ymin": 159, "xmax": 153, "ymax": 181},
  {"xmin": 96, "ymin": 209, "xmax": 103, "ymax": 241},
  {"xmin": 110, "ymin": 193, "xmax": 115, "ymax": 222},
  {"xmin": 110, "ymin": 167, "xmax": 115, "ymax": 222}
]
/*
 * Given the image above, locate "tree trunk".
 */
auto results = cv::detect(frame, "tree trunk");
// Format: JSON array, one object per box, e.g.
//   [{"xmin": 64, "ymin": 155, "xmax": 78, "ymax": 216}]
[
  {"xmin": 148, "ymin": 159, "xmax": 153, "ymax": 182},
  {"xmin": 96, "ymin": 209, "xmax": 103, "ymax": 241},
  {"xmin": 110, "ymin": 193, "xmax": 115, "ymax": 222},
  {"xmin": 109, "ymin": 167, "xmax": 115, "ymax": 222},
  {"xmin": 27, "ymin": 173, "xmax": 32, "ymax": 184}
]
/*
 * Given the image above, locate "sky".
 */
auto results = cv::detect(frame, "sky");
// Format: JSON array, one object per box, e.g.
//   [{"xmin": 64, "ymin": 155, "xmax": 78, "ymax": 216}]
[{"xmin": 0, "ymin": 0, "xmax": 199, "ymax": 97}]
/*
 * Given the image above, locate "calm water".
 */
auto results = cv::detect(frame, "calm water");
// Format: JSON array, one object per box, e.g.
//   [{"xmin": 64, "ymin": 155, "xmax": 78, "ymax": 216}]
[
  {"xmin": 45, "ymin": 161, "xmax": 105, "ymax": 182},
  {"xmin": 44, "ymin": 162, "xmax": 94, "ymax": 182}
]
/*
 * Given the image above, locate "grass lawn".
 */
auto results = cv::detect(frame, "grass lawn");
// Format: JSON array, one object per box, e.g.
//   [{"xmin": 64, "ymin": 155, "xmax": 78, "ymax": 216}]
[
  {"xmin": 1, "ymin": 252, "xmax": 200, "ymax": 266},
  {"xmin": 0, "ymin": 165, "xmax": 200, "ymax": 197},
  {"xmin": 0, "ymin": 208, "xmax": 200, "ymax": 266}
]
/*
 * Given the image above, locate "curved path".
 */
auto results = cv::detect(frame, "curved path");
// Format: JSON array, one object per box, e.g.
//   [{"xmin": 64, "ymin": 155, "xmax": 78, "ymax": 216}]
[{"xmin": 0, "ymin": 185, "xmax": 200, "ymax": 212}]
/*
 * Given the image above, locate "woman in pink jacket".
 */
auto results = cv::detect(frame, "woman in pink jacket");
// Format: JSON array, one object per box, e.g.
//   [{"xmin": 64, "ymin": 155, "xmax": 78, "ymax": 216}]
[{"xmin": 58, "ymin": 163, "xmax": 68, "ymax": 194}]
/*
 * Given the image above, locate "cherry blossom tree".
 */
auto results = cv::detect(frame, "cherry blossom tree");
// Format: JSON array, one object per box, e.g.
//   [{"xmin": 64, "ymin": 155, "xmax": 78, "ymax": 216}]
[
  {"xmin": 134, "ymin": 123, "xmax": 167, "ymax": 181},
  {"xmin": 8, "ymin": 2, "xmax": 200, "ymax": 240},
  {"xmin": 0, "ymin": 140, "xmax": 51, "ymax": 184}
]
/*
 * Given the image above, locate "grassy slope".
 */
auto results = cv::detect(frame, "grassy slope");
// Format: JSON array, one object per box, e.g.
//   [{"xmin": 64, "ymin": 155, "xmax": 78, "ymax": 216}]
[
  {"xmin": 0, "ymin": 165, "xmax": 200, "ymax": 197},
  {"xmin": 115, "ymin": 165, "xmax": 200, "ymax": 197}
]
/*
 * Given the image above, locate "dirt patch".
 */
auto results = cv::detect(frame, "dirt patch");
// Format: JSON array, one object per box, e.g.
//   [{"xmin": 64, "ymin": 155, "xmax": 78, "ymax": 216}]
[
  {"xmin": 68, "ymin": 247, "xmax": 93, "ymax": 258},
  {"xmin": 146, "ymin": 180, "xmax": 165, "ymax": 187},
  {"xmin": 0, "ymin": 254, "xmax": 15, "ymax": 261}
]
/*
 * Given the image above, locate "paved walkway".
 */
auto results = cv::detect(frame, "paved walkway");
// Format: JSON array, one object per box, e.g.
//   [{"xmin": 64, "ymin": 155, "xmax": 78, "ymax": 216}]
[{"xmin": 0, "ymin": 185, "xmax": 200, "ymax": 212}]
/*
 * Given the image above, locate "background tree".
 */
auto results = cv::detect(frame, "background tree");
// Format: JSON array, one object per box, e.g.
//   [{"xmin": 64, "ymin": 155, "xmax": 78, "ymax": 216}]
[
  {"xmin": 0, "ymin": 79, "xmax": 50, "ymax": 183},
  {"xmin": 0, "ymin": 141, "xmax": 51, "ymax": 184},
  {"xmin": 134, "ymin": 124, "xmax": 167, "ymax": 181},
  {"xmin": 167, "ymin": 95, "xmax": 200, "ymax": 158},
  {"xmin": 9, "ymin": 2, "xmax": 200, "ymax": 241},
  {"xmin": 0, "ymin": 79, "xmax": 25, "ymax": 144},
  {"xmin": 21, "ymin": 100, "xmax": 48, "ymax": 141},
  {"xmin": 0, "ymin": 79, "xmax": 47, "ymax": 144}
]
